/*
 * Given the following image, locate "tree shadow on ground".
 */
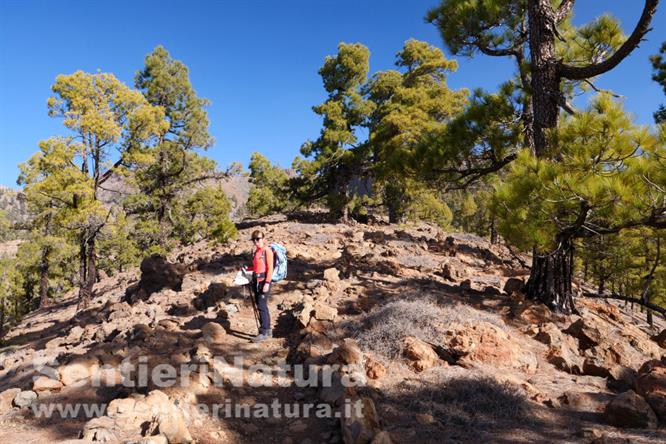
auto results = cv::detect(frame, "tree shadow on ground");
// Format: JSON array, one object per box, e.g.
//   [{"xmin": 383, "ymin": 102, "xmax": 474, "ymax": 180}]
[{"xmin": 380, "ymin": 375, "xmax": 573, "ymax": 443}]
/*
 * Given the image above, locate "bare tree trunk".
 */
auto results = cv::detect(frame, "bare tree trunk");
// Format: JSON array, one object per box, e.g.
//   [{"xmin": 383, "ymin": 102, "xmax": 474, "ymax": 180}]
[
  {"xmin": 527, "ymin": 0, "xmax": 560, "ymax": 158},
  {"xmin": 0, "ymin": 277, "xmax": 5, "ymax": 339},
  {"xmin": 39, "ymin": 245, "xmax": 51, "ymax": 308},
  {"xmin": 386, "ymin": 182, "xmax": 408, "ymax": 224},
  {"xmin": 490, "ymin": 216, "xmax": 498, "ymax": 244},
  {"xmin": 526, "ymin": 240, "xmax": 576, "ymax": 314},
  {"xmin": 77, "ymin": 232, "xmax": 90, "ymax": 310},
  {"xmin": 641, "ymin": 237, "xmax": 660, "ymax": 327}
]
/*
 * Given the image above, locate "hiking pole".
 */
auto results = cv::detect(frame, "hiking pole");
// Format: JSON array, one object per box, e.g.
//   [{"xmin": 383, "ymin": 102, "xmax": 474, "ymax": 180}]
[{"xmin": 247, "ymin": 282, "xmax": 261, "ymax": 334}]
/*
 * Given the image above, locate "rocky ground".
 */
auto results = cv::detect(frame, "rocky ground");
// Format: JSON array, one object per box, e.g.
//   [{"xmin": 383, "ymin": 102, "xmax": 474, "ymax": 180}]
[{"xmin": 1, "ymin": 213, "xmax": 665, "ymax": 443}]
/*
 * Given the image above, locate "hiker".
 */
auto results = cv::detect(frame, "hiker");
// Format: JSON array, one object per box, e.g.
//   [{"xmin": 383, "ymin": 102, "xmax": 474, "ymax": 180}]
[{"xmin": 243, "ymin": 229, "xmax": 273, "ymax": 342}]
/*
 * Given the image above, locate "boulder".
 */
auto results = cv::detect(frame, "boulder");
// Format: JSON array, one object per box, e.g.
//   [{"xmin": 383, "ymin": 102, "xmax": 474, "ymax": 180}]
[
  {"xmin": 516, "ymin": 304, "xmax": 558, "ymax": 325},
  {"xmin": 80, "ymin": 416, "xmax": 118, "ymax": 442},
  {"xmin": 296, "ymin": 302, "xmax": 314, "ymax": 327},
  {"xmin": 66, "ymin": 325, "xmax": 85, "ymax": 343},
  {"xmin": 403, "ymin": 337, "xmax": 439, "ymax": 372},
  {"xmin": 371, "ymin": 431, "xmax": 393, "ymax": 444},
  {"xmin": 535, "ymin": 322, "xmax": 565, "ymax": 345},
  {"xmin": 107, "ymin": 302, "xmax": 132, "ymax": 322},
  {"xmin": 157, "ymin": 411, "xmax": 193, "ymax": 444},
  {"xmin": 441, "ymin": 321, "xmax": 537, "ymax": 372},
  {"xmin": 45, "ymin": 336, "xmax": 66, "ymax": 349},
  {"xmin": 604, "ymin": 390, "xmax": 657, "ymax": 429},
  {"xmin": 558, "ymin": 391, "xmax": 610, "ymax": 413},
  {"xmin": 547, "ymin": 340, "xmax": 584, "ymax": 375},
  {"xmin": 564, "ymin": 318, "xmax": 605, "ymax": 350},
  {"xmin": 59, "ymin": 356, "xmax": 101, "ymax": 386},
  {"xmin": 132, "ymin": 323, "xmax": 152, "ymax": 341},
  {"xmin": 0, "ymin": 388, "xmax": 21, "ymax": 414},
  {"xmin": 135, "ymin": 254, "xmax": 188, "ymax": 299},
  {"xmin": 323, "ymin": 267, "xmax": 340, "ymax": 283},
  {"xmin": 201, "ymin": 322, "xmax": 226, "ymax": 344},
  {"xmin": 582, "ymin": 341, "xmax": 645, "ymax": 389},
  {"xmin": 193, "ymin": 283, "xmax": 228, "ymax": 310},
  {"xmin": 636, "ymin": 359, "xmax": 666, "ymax": 421},
  {"xmin": 319, "ymin": 373, "xmax": 349, "ymax": 406},
  {"xmin": 13, "ymin": 390, "xmax": 37, "ymax": 408},
  {"xmin": 651, "ymin": 330, "xmax": 666, "ymax": 348},
  {"xmin": 440, "ymin": 261, "xmax": 466, "ymax": 281},
  {"xmin": 365, "ymin": 358, "xmax": 387, "ymax": 380},
  {"xmin": 328, "ymin": 338, "xmax": 363, "ymax": 366},
  {"xmin": 84, "ymin": 389, "xmax": 190, "ymax": 442},
  {"xmin": 33, "ymin": 376, "xmax": 64, "ymax": 392},
  {"xmin": 503, "ymin": 277, "xmax": 525, "ymax": 294},
  {"xmin": 313, "ymin": 302, "xmax": 337, "ymax": 322},
  {"xmin": 341, "ymin": 396, "xmax": 382, "ymax": 444}
]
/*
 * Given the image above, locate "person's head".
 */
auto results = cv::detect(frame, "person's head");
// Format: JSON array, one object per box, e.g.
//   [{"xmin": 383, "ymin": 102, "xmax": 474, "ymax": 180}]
[{"xmin": 250, "ymin": 230, "xmax": 266, "ymax": 249}]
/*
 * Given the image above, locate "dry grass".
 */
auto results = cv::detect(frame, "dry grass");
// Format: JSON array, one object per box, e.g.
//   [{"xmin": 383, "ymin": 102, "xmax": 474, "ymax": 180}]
[
  {"xmin": 352, "ymin": 298, "xmax": 506, "ymax": 361},
  {"xmin": 386, "ymin": 375, "xmax": 535, "ymax": 436}
]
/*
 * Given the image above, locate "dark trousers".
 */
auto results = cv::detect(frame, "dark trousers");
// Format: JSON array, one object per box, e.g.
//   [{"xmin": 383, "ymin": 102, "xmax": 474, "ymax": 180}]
[{"xmin": 252, "ymin": 279, "xmax": 271, "ymax": 334}]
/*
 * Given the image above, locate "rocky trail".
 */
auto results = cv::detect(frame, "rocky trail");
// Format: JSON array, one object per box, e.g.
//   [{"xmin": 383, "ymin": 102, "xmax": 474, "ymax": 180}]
[{"xmin": 1, "ymin": 214, "xmax": 666, "ymax": 443}]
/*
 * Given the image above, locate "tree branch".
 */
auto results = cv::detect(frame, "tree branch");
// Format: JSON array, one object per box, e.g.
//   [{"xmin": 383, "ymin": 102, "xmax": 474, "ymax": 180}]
[
  {"xmin": 555, "ymin": 0, "xmax": 576, "ymax": 23},
  {"xmin": 581, "ymin": 290, "xmax": 666, "ymax": 317},
  {"xmin": 433, "ymin": 153, "xmax": 518, "ymax": 180},
  {"xmin": 558, "ymin": 0, "xmax": 659, "ymax": 80}
]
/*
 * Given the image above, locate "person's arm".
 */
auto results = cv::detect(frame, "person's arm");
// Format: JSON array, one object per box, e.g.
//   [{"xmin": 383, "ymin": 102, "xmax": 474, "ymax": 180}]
[
  {"xmin": 265, "ymin": 248, "xmax": 274, "ymax": 282},
  {"xmin": 245, "ymin": 250, "xmax": 255, "ymax": 271}
]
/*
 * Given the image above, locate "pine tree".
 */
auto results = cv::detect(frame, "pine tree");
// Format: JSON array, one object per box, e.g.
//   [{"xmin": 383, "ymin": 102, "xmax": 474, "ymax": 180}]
[
  {"xmin": 97, "ymin": 210, "xmax": 141, "ymax": 276},
  {"xmin": 426, "ymin": 0, "xmax": 660, "ymax": 312},
  {"xmin": 365, "ymin": 39, "xmax": 467, "ymax": 222},
  {"xmin": 493, "ymin": 95, "xmax": 665, "ymax": 312},
  {"xmin": 296, "ymin": 43, "xmax": 373, "ymax": 221},
  {"xmin": 651, "ymin": 41, "xmax": 666, "ymax": 123},
  {"xmin": 21, "ymin": 72, "xmax": 166, "ymax": 309},
  {"xmin": 127, "ymin": 46, "xmax": 231, "ymax": 252},
  {"xmin": 174, "ymin": 185, "xmax": 237, "ymax": 244},
  {"xmin": 297, "ymin": 40, "xmax": 467, "ymax": 222},
  {"xmin": 246, "ymin": 152, "xmax": 292, "ymax": 217}
]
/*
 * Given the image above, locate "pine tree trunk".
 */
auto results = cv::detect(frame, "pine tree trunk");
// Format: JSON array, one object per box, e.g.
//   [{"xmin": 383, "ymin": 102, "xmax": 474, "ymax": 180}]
[
  {"xmin": 77, "ymin": 232, "xmax": 90, "ymax": 310},
  {"xmin": 490, "ymin": 217, "xmax": 498, "ymax": 244},
  {"xmin": 523, "ymin": 1, "xmax": 576, "ymax": 313},
  {"xmin": 386, "ymin": 182, "xmax": 407, "ymax": 224},
  {"xmin": 525, "ymin": 240, "xmax": 576, "ymax": 314},
  {"xmin": 39, "ymin": 214, "xmax": 52, "ymax": 308},
  {"xmin": 39, "ymin": 245, "xmax": 50, "ymax": 308},
  {"xmin": 527, "ymin": 0, "xmax": 560, "ymax": 157},
  {"xmin": 0, "ymin": 297, "xmax": 5, "ymax": 339}
]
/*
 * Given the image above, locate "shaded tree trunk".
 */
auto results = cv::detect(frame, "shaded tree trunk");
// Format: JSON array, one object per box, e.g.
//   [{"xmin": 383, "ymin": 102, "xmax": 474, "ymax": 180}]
[
  {"xmin": 525, "ymin": 240, "xmax": 576, "ymax": 314},
  {"xmin": 489, "ymin": 216, "xmax": 498, "ymax": 244},
  {"xmin": 39, "ymin": 245, "xmax": 51, "ymax": 308},
  {"xmin": 0, "ymin": 299, "xmax": 4, "ymax": 339},
  {"xmin": 38, "ymin": 214, "xmax": 52, "ymax": 308},
  {"xmin": 77, "ymin": 232, "xmax": 90, "ymax": 310},
  {"xmin": 641, "ymin": 237, "xmax": 660, "ymax": 326},
  {"xmin": 386, "ymin": 182, "xmax": 408, "ymax": 224}
]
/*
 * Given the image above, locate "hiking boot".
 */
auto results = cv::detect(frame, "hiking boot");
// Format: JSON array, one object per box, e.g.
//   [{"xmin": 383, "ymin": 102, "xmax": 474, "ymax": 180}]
[{"xmin": 251, "ymin": 332, "xmax": 271, "ymax": 343}]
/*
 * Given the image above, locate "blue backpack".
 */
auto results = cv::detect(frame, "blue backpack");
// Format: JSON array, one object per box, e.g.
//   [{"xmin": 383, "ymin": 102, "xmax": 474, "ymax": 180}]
[{"xmin": 263, "ymin": 242, "xmax": 288, "ymax": 282}]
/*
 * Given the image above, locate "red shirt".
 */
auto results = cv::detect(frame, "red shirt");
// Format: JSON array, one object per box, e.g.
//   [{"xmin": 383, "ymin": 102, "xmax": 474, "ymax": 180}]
[{"xmin": 247, "ymin": 246, "xmax": 274, "ymax": 282}]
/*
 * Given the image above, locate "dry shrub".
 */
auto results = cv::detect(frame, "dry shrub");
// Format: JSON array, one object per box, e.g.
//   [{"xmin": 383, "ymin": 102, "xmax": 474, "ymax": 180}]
[{"xmin": 353, "ymin": 298, "xmax": 506, "ymax": 361}]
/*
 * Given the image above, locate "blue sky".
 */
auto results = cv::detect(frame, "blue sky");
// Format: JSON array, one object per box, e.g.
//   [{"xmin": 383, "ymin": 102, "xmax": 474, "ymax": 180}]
[{"xmin": 1, "ymin": 0, "xmax": 665, "ymax": 188}]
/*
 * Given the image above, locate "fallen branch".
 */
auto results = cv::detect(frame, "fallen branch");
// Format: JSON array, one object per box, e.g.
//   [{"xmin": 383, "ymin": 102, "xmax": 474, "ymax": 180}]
[{"xmin": 581, "ymin": 290, "xmax": 666, "ymax": 317}]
